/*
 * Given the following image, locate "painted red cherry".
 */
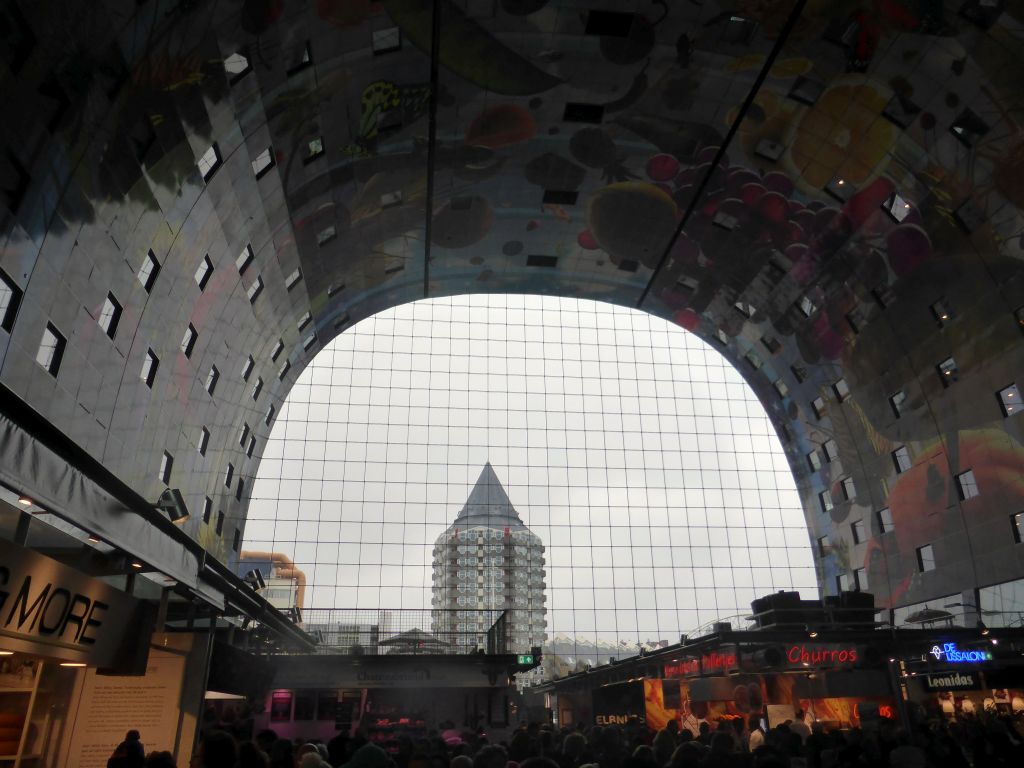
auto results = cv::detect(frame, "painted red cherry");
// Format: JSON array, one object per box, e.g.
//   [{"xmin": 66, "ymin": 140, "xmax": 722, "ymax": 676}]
[
  {"xmin": 674, "ymin": 308, "xmax": 700, "ymax": 331},
  {"xmin": 740, "ymin": 182, "xmax": 766, "ymax": 205},
  {"xmin": 577, "ymin": 230, "xmax": 600, "ymax": 250},
  {"xmin": 647, "ymin": 154, "xmax": 681, "ymax": 182},
  {"xmin": 757, "ymin": 191, "xmax": 790, "ymax": 223}
]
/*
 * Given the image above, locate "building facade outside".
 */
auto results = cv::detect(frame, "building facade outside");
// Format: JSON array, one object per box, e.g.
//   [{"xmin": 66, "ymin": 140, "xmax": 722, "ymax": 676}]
[{"xmin": 432, "ymin": 464, "xmax": 548, "ymax": 654}]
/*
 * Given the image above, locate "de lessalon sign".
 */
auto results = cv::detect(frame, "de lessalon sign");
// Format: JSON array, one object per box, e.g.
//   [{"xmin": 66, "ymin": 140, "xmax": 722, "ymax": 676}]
[{"xmin": 0, "ymin": 538, "xmax": 149, "ymax": 668}]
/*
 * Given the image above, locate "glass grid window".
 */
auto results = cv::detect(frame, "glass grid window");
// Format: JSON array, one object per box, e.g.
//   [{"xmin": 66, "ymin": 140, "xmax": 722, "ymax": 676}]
[
  {"xmin": 819, "ymin": 490, "xmax": 833, "ymax": 513},
  {"xmin": 206, "ymin": 365, "xmax": 220, "ymax": 395},
  {"xmin": 817, "ymin": 536, "xmax": 829, "ymax": 556},
  {"xmin": 195, "ymin": 255, "xmax": 214, "ymax": 290},
  {"xmin": 998, "ymin": 384, "xmax": 1021, "ymax": 417},
  {"xmin": 892, "ymin": 446, "xmax": 912, "ymax": 474},
  {"xmin": 198, "ymin": 143, "xmax": 221, "ymax": 181},
  {"xmin": 36, "ymin": 323, "xmax": 66, "ymax": 376},
  {"xmin": 956, "ymin": 469, "xmax": 980, "ymax": 500},
  {"xmin": 138, "ymin": 251, "xmax": 160, "ymax": 293},
  {"xmin": 98, "ymin": 293, "xmax": 122, "ymax": 338},
  {"xmin": 877, "ymin": 507, "xmax": 894, "ymax": 533},
  {"xmin": 181, "ymin": 324, "xmax": 198, "ymax": 358},
  {"xmin": 851, "ymin": 519, "xmax": 866, "ymax": 544},
  {"xmin": 832, "ymin": 378, "xmax": 850, "ymax": 401},
  {"xmin": 841, "ymin": 476, "xmax": 855, "ymax": 500},
  {"xmin": 916, "ymin": 544, "xmax": 936, "ymax": 573},
  {"xmin": 807, "ymin": 451, "xmax": 822, "ymax": 472},
  {"xmin": 252, "ymin": 147, "xmax": 275, "ymax": 178},
  {"xmin": 822, "ymin": 439, "xmax": 838, "ymax": 462},
  {"xmin": 811, "ymin": 397, "xmax": 826, "ymax": 419},
  {"xmin": 141, "ymin": 349, "xmax": 159, "ymax": 387},
  {"xmin": 244, "ymin": 295, "xmax": 816, "ymax": 651}
]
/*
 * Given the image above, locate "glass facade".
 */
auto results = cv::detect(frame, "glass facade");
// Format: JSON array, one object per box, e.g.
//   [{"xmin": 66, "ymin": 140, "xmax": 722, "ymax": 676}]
[{"xmin": 246, "ymin": 295, "xmax": 816, "ymax": 656}]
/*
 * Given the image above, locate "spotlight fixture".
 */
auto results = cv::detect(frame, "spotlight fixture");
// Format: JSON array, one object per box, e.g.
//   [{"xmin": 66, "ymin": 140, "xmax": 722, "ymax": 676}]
[
  {"xmin": 156, "ymin": 488, "xmax": 190, "ymax": 524},
  {"xmin": 0, "ymin": 651, "xmax": 13, "ymax": 656},
  {"xmin": 131, "ymin": 561, "xmax": 144, "ymax": 570},
  {"xmin": 60, "ymin": 662, "xmax": 87, "ymax": 668},
  {"xmin": 978, "ymin": 620, "xmax": 990, "ymax": 636},
  {"xmin": 806, "ymin": 625, "xmax": 818, "ymax": 638},
  {"xmin": 17, "ymin": 496, "xmax": 32, "ymax": 506},
  {"xmin": 87, "ymin": 534, "xmax": 101, "ymax": 544}
]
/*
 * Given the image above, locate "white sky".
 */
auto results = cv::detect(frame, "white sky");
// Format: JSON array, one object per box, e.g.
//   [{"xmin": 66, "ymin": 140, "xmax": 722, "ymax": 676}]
[{"xmin": 246, "ymin": 295, "xmax": 817, "ymax": 644}]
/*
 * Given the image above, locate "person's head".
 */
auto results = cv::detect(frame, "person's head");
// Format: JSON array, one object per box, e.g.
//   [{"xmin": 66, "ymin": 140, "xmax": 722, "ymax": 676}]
[
  {"xmin": 299, "ymin": 754, "xmax": 325, "ymax": 768},
  {"xmin": 193, "ymin": 731, "xmax": 237, "ymax": 768},
  {"xmin": 563, "ymin": 732, "xmax": 587, "ymax": 758},
  {"xmin": 519, "ymin": 758, "xmax": 559, "ymax": 768},
  {"xmin": 127, "ymin": 730, "xmax": 142, "ymax": 742},
  {"xmin": 451, "ymin": 755, "xmax": 474, "ymax": 768},
  {"xmin": 255, "ymin": 730, "xmax": 278, "ymax": 753},
  {"xmin": 668, "ymin": 744, "xmax": 703, "ymax": 768},
  {"xmin": 473, "ymin": 744, "xmax": 509, "ymax": 768},
  {"xmin": 794, "ymin": 709, "xmax": 804, "ymax": 721},
  {"xmin": 237, "ymin": 742, "xmax": 271, "ymax": 768},
  {"xmin": 144, "ymin": 752, "xmax": 176, "ymax": 768},
  {"xmin": 710, "ymin": 732, "xmax": 733, "ymax": 755}
]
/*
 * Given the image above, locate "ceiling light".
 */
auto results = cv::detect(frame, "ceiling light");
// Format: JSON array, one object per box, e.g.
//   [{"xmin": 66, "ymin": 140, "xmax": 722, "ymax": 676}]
[
  {"xmin": 131, "ymin": 561, "xmax": 144, "ymax": 570},
  {"xmin": 87, "ymin": 535, "xmax": 101, "ymax": 544},
  {"xmin": 60, "ymin": 662, "xmax": 87, "ymax": 667},
  {"xmin": 978, "ymin": 620, "xmax": 990, "ymax": 636},
  {"xmin": 0, "ymin": 651, "xmax": 13, "ymax": 656},
  {"xmin": 17, "ymin": 496, "xmax": 32, "ymax": 506}
]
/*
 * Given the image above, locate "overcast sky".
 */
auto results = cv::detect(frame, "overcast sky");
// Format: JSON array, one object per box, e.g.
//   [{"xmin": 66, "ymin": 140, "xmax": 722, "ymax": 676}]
[{"xmin": 245, "ymin": 295, "xmax": 816, "ymax": 644}]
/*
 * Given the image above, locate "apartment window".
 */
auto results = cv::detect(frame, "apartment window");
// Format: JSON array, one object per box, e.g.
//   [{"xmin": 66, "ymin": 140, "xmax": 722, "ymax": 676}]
[
  {"xmin": 998, "ymin": 384, "xmax": 1021, "ymax": 417},
  {"xmin": 955, "ymin": 469, "xmax": 980, "ymax": 500},
  {"xmin": 807, "ymin": 451, "xmax": 822, "ymax": 471},
  {"xmin": 890, "ymin": 390, "xmax": 907, "ymax": 418},
  {"xmin": 239, "ymin": 422, "xmax": 250, "ymax": 448},
  {"xmin": 841, "ymin": 476, "xmax": 855, "ymax": 500},
  {"xmin": 198, "ymin": 426, "xmax": 210, "ymax": 456},
  {"xmin": 98, "ymin": 293, "xmax": 122, "ymax": 338},
  {"xmin": 853, "ymin": 568, "xmax": 867, "ymax": 591},
  {"xmin": 251, "ymin": 146, "xmax": 275, "ymax": 178},
  {"xmin": 246, "ymin": 435, "xmax": 256, "ymax": 458},
  {"xmin": 822, "ymin": 439, "xmax": 838, "ymax": 463},
  {"xmin": 811, "ymin": 397, "xmax": 826, "ymax": 419},
  {"xmin": 0, "ymin": 269, "xmax": 22, "ymax": 332},
  {"xmin": 791, "ymin": 364, "xmax": 807, "ymax": 383},
  {"xmin": 247, "ymin": 275, "xmax": 264, "ymax": 303},
  {"xmin": 235, "ymin": 477, "xmax": 244, "ymax": 501},
  {"xmin": 224, "ymin": 462, "xmax": 234, "ymax": 489},
  {"xmin": 930, "ymin": 298, "xmax": 953, "ymax": 326},
  {"xmin": 297, "ymin": 311, "xmax": 312, "ymax": 331},
  {"xmin": 141, "ymin": 349, "xmax": 159, "ymax": 387},
  {"xmin": 224, "ymin": 51, "xmax": 250, "ymax": 80},
  {"xmin": 851, "ymin": 519, "xmax": 866, "ymax": 544},
  {"xmin": 1011, "ymin": 512, "xmax": 1024, "ymax": 544},
  {"xmin": 159, "ymin": 451, "xmax": 173, "ymax": 484},
  {"xmin": 271, "ymin": 339, "xmax": 284, "ymax": 361},
  {"xmin": 202, "ymin": 497, "xmax": 212, "ymax": 524},
  {"xmin": 877, "ymin": 507, "xmax": 894, "ymax": 534},
  {"xmin": 937, "ymin": 357, "xmax": 958, "ymax": 386},
  {"xmin": 817, "ymin": 536, "xmax": 830, "ymax": 556},
  {"xmin": 265, "ymin": 404, "xmax": 276, "ymax": 426},
  {"xmin": 138, "ymin": 250, "xmax": 160, "ymax": 293},
  {"xmin": 916, "ymin": 544, "xmax": 936, "ymax": 573},
  {"xmin": 205, "ymin": 365, "xmax": 220, "ymax": 395},
  {"xmin": 215, "ymin": 511, "xmax": 225, "ymax": 536},
  {"xmin": 198, "ymin": 143, "xmax": 221, "ymax": 181},
  {"xmin": 797, "ymin": 295, "xmax": 817, "ymax": 318},
  {"xmin": 278, "ymin": 360, "xmax": 290, "ymax": 380},
  {"xmin": 761, "ymin": 335, "xmax": 781, "ymax": 353},
  {"xmin": 285, "ymin": 268, "xmax": 302, "ymax": 290},
  {"xmin": 734, "ymin": 301, "xmax": 756, "ymax": 318},
  {"xmin": 195, "ymin": 255, "xmax": 213, "ymax": 290},
  {"xmin": 773, "ymin": 379, "xmax": 789, "ymax": 398},
  {"xmin": 832, "ymin": 378, "xmax": 850, "ymax": 402},
  {"xmin": 233, "ymin": 529, "xmax": 241, "ymax": 552},
  {"xmin": 181, "ymin": 324, "xmax": 198, "ymax": 358},
  {"xmin": 303, "ymin": 333, "xmax": 317, "ymax": 352},
  {"xmin": 744, "ymin": 351, "xmax": 762, "ymax": 370},
  {"xmin": 892, "ymin": 446, "xmax": 912, "ymax": 474},
  {"xmin": 714, "ymin": 329, "xmax": 729, "ymax": 346},
  {"xmin": 819, "ymin": 489, "xmax": 833, "ymax": 513},
  {"xmin": 241, "ymin": 355, "xmax": 255, "ymax": 381},
  {"xmin": 882, "ymin": 191, "xmax": 913, "ymax": 222},
  {"xmin": 305, "ymin": 137, "xmax": 324, "ymax": 162},
  {"xmin": 236, "ymin": 245, "xmax": 254, "ymax": 274},
  {"xmin": 252, "ymin": 377, "xmax": 263, "ymax": 401},
  {"xmin": 835, "ymin": 575, "xmax": 845, "ymax": 594}
]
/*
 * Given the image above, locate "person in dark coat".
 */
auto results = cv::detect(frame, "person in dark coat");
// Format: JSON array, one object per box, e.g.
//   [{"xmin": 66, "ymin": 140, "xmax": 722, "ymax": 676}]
[{"xmin": 108, "ymin": 730, "xmax": 145, "ymax": 768}]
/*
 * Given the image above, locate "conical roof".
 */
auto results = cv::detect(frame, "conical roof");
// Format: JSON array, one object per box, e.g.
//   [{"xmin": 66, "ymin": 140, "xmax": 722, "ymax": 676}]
[{"xmin": 450, "ymin": 463, "xmax": 528, "ymax": 531}]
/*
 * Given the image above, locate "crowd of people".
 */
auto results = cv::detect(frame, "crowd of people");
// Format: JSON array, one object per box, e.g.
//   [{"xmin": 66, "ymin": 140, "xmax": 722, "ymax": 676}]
[{"xmin": 114, "ymin": 711, "xmax": 1024, "ymax": 768}]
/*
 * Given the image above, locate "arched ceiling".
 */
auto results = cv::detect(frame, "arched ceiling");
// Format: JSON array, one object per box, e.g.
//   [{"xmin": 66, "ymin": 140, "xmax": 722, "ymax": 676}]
[{"xmin": 3, "ymin": 0, "xmax": 1024, "ymax": 616}]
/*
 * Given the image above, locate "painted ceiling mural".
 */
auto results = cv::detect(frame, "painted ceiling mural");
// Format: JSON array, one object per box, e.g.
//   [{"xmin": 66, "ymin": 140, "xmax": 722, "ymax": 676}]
[{"xmin": 3, "ymin": 0, "xmax": 1024, "ymax": 614}]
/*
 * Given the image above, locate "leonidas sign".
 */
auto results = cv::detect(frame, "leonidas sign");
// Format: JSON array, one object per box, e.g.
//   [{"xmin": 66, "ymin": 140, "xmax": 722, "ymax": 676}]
[{"xmin": 0, "ymin": 538, "xmax": 153, "ymax": 669}]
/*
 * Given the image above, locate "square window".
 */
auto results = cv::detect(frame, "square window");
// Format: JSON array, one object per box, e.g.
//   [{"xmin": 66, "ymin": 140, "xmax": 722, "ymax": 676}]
[
  {"xmin": 138, "ymin": 250, "xmax": 160, "ymax": 293},
  {"xmin": 791, "ymin": 364, "xmax": 807, "ymax": 383},
  {"xmin": 955, "ymin": 469, "xmax": 980, "ymax": 500},
  {"xmin": 297, "ymin": 311, "xmax": 312, "ymax": 331},
  {"xmin": 251, "ymin": 146, "xmax": 275, "ymax": 178},
  {"xmin": 811, "ymin": 397, "xmax": 826, "ymax": 419},
  {"xmin": 202, "ymin": 496, "xmax": 212, "ymax": 524},
  {"xmin": 247, "ymin": 435, "xmax": 256, "ymax": 458},
  {"xmin": 216, "ymin": 510, "xmax": 225, "ymax": 536},
  {"xmin": 236, "ymin": 244, "xmax": 254, "ymax": 274},
  {"xmin": 841, "ymin": 476, "xmax": 855, "ymax": 500},
  {"xmin": 239, "ymin": 422, "xmax": 250, "ymax": 448},
  {"xmin": 141, "ymin": 349, "xmax": 159, "ymax": 387},
  {"xmin": 265, "ymin": 404, "xmax": 276, "ymax": 426},
  {"xmin": 224, "ymin": 462, "xmax": 234, "ymax": 489},
  {"xmin": 195, "ymin": 255, "xmax": 214, "ymax": 290},
  {"xmin": 930, "ymin": 298, "xmax": 953, "ymax": 326},
  {"xmin": 734, "ymin": 301, "xmax": 756, "ymax": 318},
  {"xmin": 305, "ymin": 137, "xmax": 324, "ymax": 162},
  {"xmin": 198, "ymin": 426, "xmax": 210, "ymax": 456},
  {"xmin": 823, "ymin": 439, "xmax": 838, "ymax": 463},
  {"xmin": 882, "ymin": 191, "xmax": 913, "ymax": 222},
  {"xmin": 235, "ymin": 477, "xmax": 244, "ymax": 501},
  {"xmin": 252, "ymin": 377, "xmax": 263, "ymax": 401},
  {"xmin": 773, "ymin": 379, "xmax": 789, "ymax": 398},
  {"xmin": 224, "ymin": 51, "xmax": 250, "ymax": 80},
  {"xmin": 285, "ymin": 268, "xmax": 302, "ymax": 290},
  {"xmin": 892, "ymin": 446, "xmax": 912, "ymax": 474},
  {"xmin": 197, "ymin": 143, "xmax": 221, "ymax": 181},
  {"xmin": 797, "ymin": 295, "xmax": 817, "ymax": 318},
  {"xmin": 98, "ymin": 293, "xmax": 122, "ymax": 338},
  {"xmin": 206, "ymin": 365, "xmax": 220, "ymax": 395},
  {"xmin": 916, "ymin": 544, "xmax": 935, "ymax": 573},
  {"xmin": 278, "ymin": 360, "xmax": 291, "ymax": 380},
  {"xmin": 817, "ymin": 535, "xmax": 830, "ymax": 556},
  {"xmin": 372, "ymin": 26, "xmax": 402, "ymax": 54},
  {"xmin": 714, "ymin": 329, "xmax": 729, "ymax": 346},
  {"xmin": 853, "ymin": 567, "xmax": 867, "ymax": 591},
  {"xmin": 761, "ymin": 335, "xmax": 781, "ymax": 353},
  {"xmin": 0, "ymin": 268, "xmax": 23, "ymax": 332},
  {"xmin": 998, "ymin": 384, "xmax": 1021, "ymax": 417},
  {"xmin": 851, "ymin": 519, "xmax": 866, "ymax": 544},
  {"xmin": 950, "ymin": 108, "xmax": 989, "ymax": 147},
  {"xmin": 745, "ymin": 351, "xmax": 762, "ymax": 370},
  {"xmin": 247, "ymin": 275, "xmax": 264, "ymax": 303},
  {"xmin": 181, "ymin": 324, "xmax": 198, "ymax": 358},
  {"xmin": 807, "ymin": 451, "xmax": 822, "ymax": 471},
  {"xmin": 877, "ymin": 507, "xmax": 894, "ymax": 534},
  {"xmin": 233, "ymin": 528, "xmax": 241, "ymax": 551},
  {"xmin": 890, "ymin": 390, "xmax": 907, "ymax": 418},
  {"xmin": 159, "ymin": 451, "xmax": 173, "ymax": 484},
  {"xmin": 303, "ymin": 333, "xmax": 317, "ymax": 352},
  {"xmin": 241, "ymin": 355, "xmax": 255, "ymax": 381},
  {"xmin": 819, "ymin": 489, "xmax": 833, "ymax": 513},
  {"xmin": 832, "ymin": 378, "xmax": 850, "ymax": 401},
  {"xmin": 271, "ymin": 339, "xmax": 284, "ymax": 361},
  {"xmin": 937, "ymin": 357, "xmax": 958, "ymax": 386}
]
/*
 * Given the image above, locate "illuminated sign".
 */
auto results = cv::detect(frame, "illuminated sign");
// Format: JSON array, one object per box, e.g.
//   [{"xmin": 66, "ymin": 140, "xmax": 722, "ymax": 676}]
[
  {"xmin": 664, "ymin": 652, "xmax": 736, "ymax": 678},
  {"xmin": 928, "ymin": 643, "xmax": 991, "ymax": 663},
  {"xmin": 517, "ymin": 654, "xmax": 535, "ymax": 665},
  {"xmin": 786, "ymin": 645, "xmax": 858, "ymax": 665},
  {"xmin": 922, "ymin": 671, "xmax": 979, "ymax": 691}
]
